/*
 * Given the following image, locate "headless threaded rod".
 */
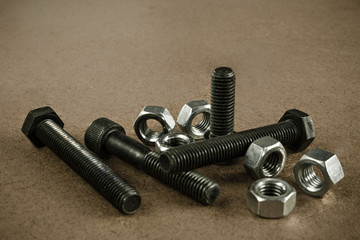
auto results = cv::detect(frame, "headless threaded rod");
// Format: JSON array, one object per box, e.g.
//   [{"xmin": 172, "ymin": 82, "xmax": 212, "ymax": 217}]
[
  {"xmin": 142, "ymin": 152, "xmax": 219, "ymax": 205},
  {"xmin": 159, "ymin": 121, "xmax": 300, "ymax": 173},
  {"xmin": 84, "ymin": 118, "xmax": 220, "ymax": 205},
  {"xmin": 210, "ymin": 67, "xmax": 236, "ymax": 138},
  {"xmin": 36, "ymin": 119, "xmax": 141, "ymax": 214}
]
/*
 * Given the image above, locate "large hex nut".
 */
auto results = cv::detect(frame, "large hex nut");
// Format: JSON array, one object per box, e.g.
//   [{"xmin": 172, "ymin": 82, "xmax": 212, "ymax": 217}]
[
  {"xmin": 155, "ymin": 132, "xmax": 195, "ymax": 152},
  {"xmin": 177, "ymin": 100, "xmax": 211, "ymax": 140},
  {"xmin": 134, "ymin": 106, "xmax": 176, "ymax": 146},
  {"xmin": 247, "ymin": 178, "xmax": 296, "ymax": 218},
  {"xmin": 244, "ymin": 136, "xmax": 287, "ymax": 179},
  {"xmin": 293, "ymin": 148, "xmax": 344, "ymax": 197}
]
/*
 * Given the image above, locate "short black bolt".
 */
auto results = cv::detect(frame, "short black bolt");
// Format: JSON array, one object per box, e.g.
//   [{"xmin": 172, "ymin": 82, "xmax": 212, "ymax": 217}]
[
  {"xmin": 209, "ymin": 67, "xmax": 236, "ymax": 138},
  {"xmin": 21, "ymin": 107, "xmax": 141, "ymax": 214},
  {"xmin": 159, "ymin": 109, "xmax": 315, "ymax": 173},
  {"xmin": 84, "ymin": 118, "xmax": 220, "ymax": 205}
]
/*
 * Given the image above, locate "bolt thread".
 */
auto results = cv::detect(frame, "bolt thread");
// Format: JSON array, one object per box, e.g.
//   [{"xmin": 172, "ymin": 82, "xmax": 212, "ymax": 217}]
[
  {"xmin": 160, "ymin": 121, "xmax": 299, "ymax": 173},
  {"xmin": 210, "ymin": 67, "xmax": 236, "ymax": 137},
  {"xmin": 36, "ymin": 119, "xmax": 141, "ymax": 214},
  {"xmin": 142, "ymin": 151, "xmax": 220, "ymax": 205}
]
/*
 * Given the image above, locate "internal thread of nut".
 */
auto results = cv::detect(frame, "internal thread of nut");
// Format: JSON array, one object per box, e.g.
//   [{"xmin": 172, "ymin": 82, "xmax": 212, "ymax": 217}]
[
  {"xmin": 262, "ymin": 152, "xmax": 283, "ymax": 177},
  {"xmin": 142, "ymin": 152, "xmax": 220, "ymax": 205},
  {"xmin": 210, "ymin": 67, "xmax": 235, "ymax": 138},
  {"xmin": 164, "ymin": 137, "xmax": 189, "ymax": 147},
  {"xmin": 193, "ymin": 113, "xmax": 211, "ymax": 133},
  {"xmin": 139, "ymin": 120, "xmax": 163, "ymax": 140},
  {"xmin": 36, "ymin": 119, "xmax": 141, "ymax": 214},
  {"xmin": 160, "ymin": 121, "xmax": 299, "ymax": 173},
  {"xmin": 258, "ymin": 182, "xmax": 287, "ymax": 196},
  {"xmin": 299, "ymin": 164, "xmax": 324, "ymax": 191}
]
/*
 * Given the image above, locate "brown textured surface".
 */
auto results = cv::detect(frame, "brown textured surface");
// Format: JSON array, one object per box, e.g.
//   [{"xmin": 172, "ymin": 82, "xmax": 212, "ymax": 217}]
[{"xmin": 1, "ymin": 0, "xmax": 359, "ymax": 239}]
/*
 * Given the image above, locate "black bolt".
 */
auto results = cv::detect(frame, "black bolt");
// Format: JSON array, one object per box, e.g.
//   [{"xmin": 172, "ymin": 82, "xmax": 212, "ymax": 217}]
[
  {"xmin": 209, "ymin": 67, "xmax": 236, "ymax": 138},
  {"xmin": 159, "ymin": 109, "xmax": 315, "ymax": 173},
  {"xmin": 21, "ymin": 107, "xmax": 141, "ymax": 214},
  {"xmin": 84, "ymin": 118, "xmax": 220, "ymax": 205}
]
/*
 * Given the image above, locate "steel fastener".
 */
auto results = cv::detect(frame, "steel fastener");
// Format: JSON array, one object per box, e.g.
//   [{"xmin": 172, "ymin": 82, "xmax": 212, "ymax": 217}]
[
  {"xmin": 85, "ymin": 118, "xmax": 220, "ymax": 205},
  {"xmin": 247, "ymin": 178, "xmax": 296, "ymax": 218},
  {"xmin": 209, "ymin": 67, "xmax": 236, "ymax": 138},
  {"xmin": 21, "ymin": 106, "xmax": 141, "ymax": 214},
  {"xmin": 293, "ymin": 148, "xmax": 344, "ymax": 197},
  {"xmin": 159, "ymin": 109, "xmax": 315, "ymax": 173}
]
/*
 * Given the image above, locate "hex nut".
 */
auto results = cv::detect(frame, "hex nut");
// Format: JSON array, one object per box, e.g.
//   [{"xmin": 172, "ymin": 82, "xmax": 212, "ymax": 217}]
[
  {"xmin": 134, "ymin": 106, "xmax": 176, "ymax": 146},
  {"xmin": 244, "ymin": 136, "xmax": 287, "ymax": 179},
  {"xmin": 177, "ymin": 100, "xmax": 211, "ymax": 140},
  {"xmin": 293, "ymin": 148, "xmax": 344, "ymax": 197},
  {"xmin": 155, "ymin": 132, "xmax": 195, "ymax": 152},
  {"xmin": 247, "ymin": 178, "xmax": 296, "ymax": 218}
]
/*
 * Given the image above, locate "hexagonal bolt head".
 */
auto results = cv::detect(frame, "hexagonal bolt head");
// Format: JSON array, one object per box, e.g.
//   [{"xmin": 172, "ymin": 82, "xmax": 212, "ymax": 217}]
[
  {"xmin": 177, "ymin": 100, "xmax": 211, "ymax": 140},
  {"xmin": 278, "ymin": 109, "xmax": 315, "ymax": 152},
  {"xmin": 21, "ymin": 106, "xmax": 64, "ymax": 147},
  {"xmin": 155, "ymin": 132, "xmax": 195, "ymax": 152},
  {"xmin": 247, "ymin": 178, "xmax": 296, "ymax": 218},
  {"xmin": 244, "ymin": 137, "xmax": 286, "ymax": 179},
  {"xmin": 134, "ymin": 106, "xmax": 176, "ymax": 146},
  {"xmin": 293, "ymin": 148, "xmax": 344, "ymax": 197}
]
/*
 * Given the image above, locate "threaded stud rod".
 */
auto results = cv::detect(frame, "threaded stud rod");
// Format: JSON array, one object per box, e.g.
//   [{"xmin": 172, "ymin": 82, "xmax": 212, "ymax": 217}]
[{"xmin": 209, "ymin": 67, "xmax": 236, "ymax": 138}]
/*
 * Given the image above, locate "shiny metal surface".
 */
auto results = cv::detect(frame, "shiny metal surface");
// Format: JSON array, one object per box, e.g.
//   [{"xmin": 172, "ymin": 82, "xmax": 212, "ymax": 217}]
[
  {"xmin": 294, "ymin": 148, "xmax": 344, "ymax": 197},
  {"xmin": 247, "ymin": 178, "xmax": 296, "ymax": 218},
  {"xmin": 155, "ymin": 132, "xmax": 195, "ymax": 152},
  {"xmin": 244, "ymin": 136, "xmax": 286, "ymax": 179}
]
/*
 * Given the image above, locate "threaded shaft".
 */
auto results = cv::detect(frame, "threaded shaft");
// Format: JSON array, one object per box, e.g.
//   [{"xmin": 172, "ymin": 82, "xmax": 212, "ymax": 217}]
[
  {"xmin": 142, "ymin": 152, "xmax": 220, "ymax": 205},
  {"xmin": 160, "ymin": 121, "xmax": 300, "ymax": 173},
  {"xmin": 36, "ymin": 119, "xmax": 141, "ymax": 214},
  {"xmin": 210, "ymin": 67, "xmax": 236, "ymax": 138}
]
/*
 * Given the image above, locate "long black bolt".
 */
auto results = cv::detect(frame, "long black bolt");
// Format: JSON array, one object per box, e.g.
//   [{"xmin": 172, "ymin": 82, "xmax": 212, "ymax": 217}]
[
  {"xmin": 159, "ymin": 109, "xmax": 315, "ymax": 173},
  {"xmin": 209, "ymin": 67, "xmax": 236, "ymax": 138},
  {"xmin": 21, "ymin": 107, "xmax": 141, "ymax": 214},
  {"xmin": 84, "ymin": 118, "xmax": 220, "ymax": 205}
]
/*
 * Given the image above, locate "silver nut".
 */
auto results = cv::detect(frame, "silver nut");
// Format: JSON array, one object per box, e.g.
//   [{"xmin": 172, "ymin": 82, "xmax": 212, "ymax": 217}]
[
  {"xmin": 134, "ymin": 106, "xmax": 176, "ymax": 146},
  {"xmin": 247, "ymin": 178, "xmax": 296, "ymax": 218},
  {"xmin": 293, "ymin": 148, "xmax": 344, "ymax": 197},
  {"xmin": 177, "ymin": 100, "xmax": 211, "ymax": 140},
  {"xmin": 155, "ymin": 132, "xmax": 195, "ymax": 152},
  {"xmin": 244, "ymin": 137, "xmax": 287, "ymax": 179}
]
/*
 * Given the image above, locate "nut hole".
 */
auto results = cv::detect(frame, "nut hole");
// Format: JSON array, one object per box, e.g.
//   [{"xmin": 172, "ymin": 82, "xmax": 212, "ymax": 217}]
[
  {"xmin": 164, "ymin": 137, "xmax": 189, "ymax": 147},
  {"xmin": 139, "ymin": 119, "xmax": 163, "ymax": 141},
  {"xmin": 298, "ymin": 164, "xmax": 324, "ymax": 192},
  {"xmin": 258, "ymin": 182, "xmax": 287, "ymax": 196},
  {"xmin": 262, "ymin": 152, "xmax": 284, "ymax": 177},
  {"xmin": 192, "ymin": 112, "xmax": 210, "ymax": 135}
]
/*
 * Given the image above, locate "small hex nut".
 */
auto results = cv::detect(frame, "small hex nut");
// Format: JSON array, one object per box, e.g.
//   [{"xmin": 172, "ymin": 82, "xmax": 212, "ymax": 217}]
[
  {"xmin": 244, "ymin": 137, "xmax": 286, "ymax": 179},
  {"xmin": 293, "ymin": 148, "xmax": 344, "ymax": 197},
  {"xmin": 177, "ymin": 100, "xmax": 211, "ymax": 140},
  {"xmin": 247, "ymin": 178, "xmax": 296, "ymax": 218},
  {"xmin": 134, "ymin": 106, "xmax": 176, "ymax": 146},
  {"xmin": 155, "ymin": 132, "xmax": 195, "ymax": 152}
]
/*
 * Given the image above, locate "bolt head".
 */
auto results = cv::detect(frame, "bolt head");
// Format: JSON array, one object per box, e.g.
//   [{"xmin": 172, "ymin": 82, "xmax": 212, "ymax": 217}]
[
  {"xmin": 85, "ymin": 118, "xmax": 126, "ymax": 157},
  {"xmin": 278, "ymin": 109, "xmax": 315, "ymax": 152},
  {"xmin": 21, "ymin": 106, "xmax": 64, "ymax": 147}
]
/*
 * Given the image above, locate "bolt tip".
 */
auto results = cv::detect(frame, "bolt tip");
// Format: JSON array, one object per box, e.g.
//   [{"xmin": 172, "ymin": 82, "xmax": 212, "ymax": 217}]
[
  {"xmin": 203, "ymin": 183, "xmax": 220, "ymax": 205},
  {"xmin": 212, "ymin": 67, "xmax": 235, "ymax": 78},
  {"xmin": 121, "ymin": 193, "xmax": 141, "ymax": 215},
  {"xmin": 159, "ymin": 153, "xmax": 175, "ymax": 173}
]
